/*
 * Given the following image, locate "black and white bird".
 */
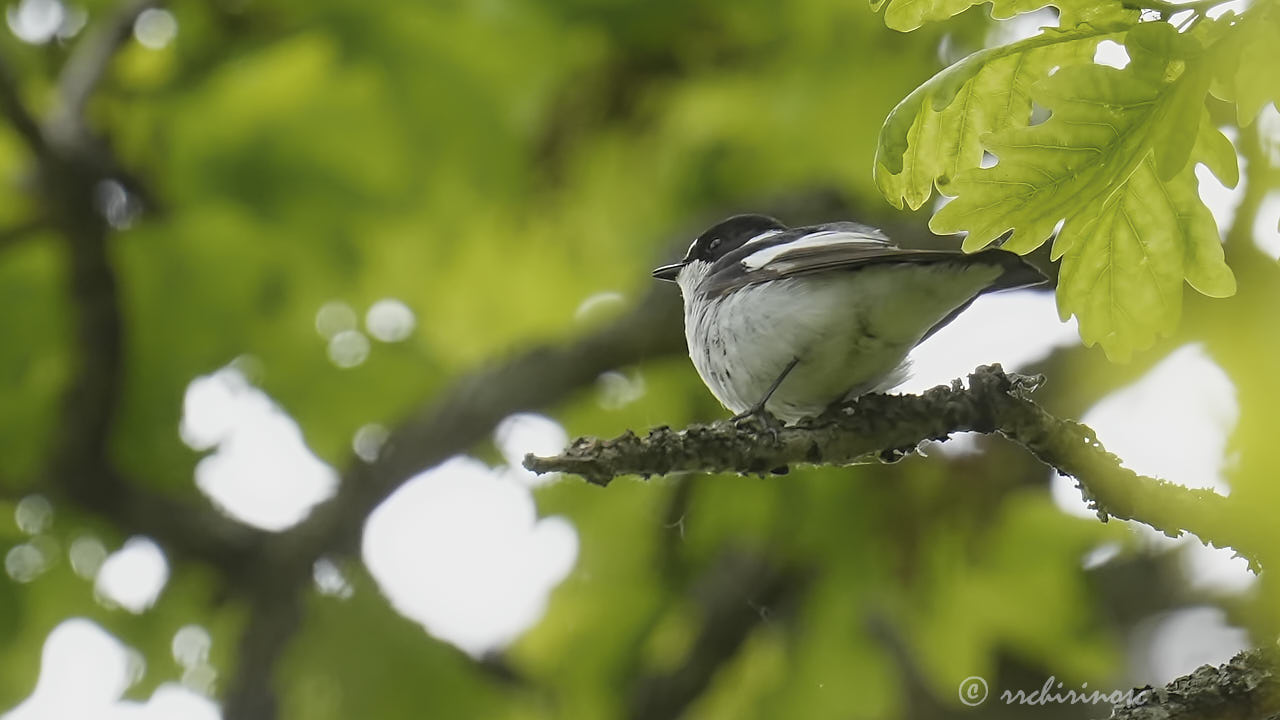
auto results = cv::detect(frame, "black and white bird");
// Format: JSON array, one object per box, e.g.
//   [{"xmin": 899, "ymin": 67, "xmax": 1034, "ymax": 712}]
[{"xmin": 653, "ymin": 214, "xmax": 1046, "ymax": 423}]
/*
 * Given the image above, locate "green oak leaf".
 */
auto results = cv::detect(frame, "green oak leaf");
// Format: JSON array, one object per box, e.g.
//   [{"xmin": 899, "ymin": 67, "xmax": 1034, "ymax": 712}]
[
  {"xmin": 928, "ymin": 23, "xmax": 1236, "ymax": 360},
  {"xmin": 875, "ymin": 25, "xmax": 1114, "ymax": 211},
  {"xmin": 931, "ymin": 63, "xmax": 1179, "ymax": 253},
  {"xmin": 931, "ymin": 25, "xmax": 1204, "ymax": 254},
  {"xmin": 1125, "ymin": 23, "xmax": 1208, "ymax": 182},
  {"xmin": 879, "ymin": 0, "xmax": 1084, "ymax": 32},
  {"xmin": 1190, "ymin": 107, "xmax": 1238, "ymax": 189},
  {"xmin": 1057, "ymin": 0, "xmax": 1141, "ymax": 28},
  {"xmin": 1056, "ymin": 157, "xmax": 1234, "ymax": 361}
]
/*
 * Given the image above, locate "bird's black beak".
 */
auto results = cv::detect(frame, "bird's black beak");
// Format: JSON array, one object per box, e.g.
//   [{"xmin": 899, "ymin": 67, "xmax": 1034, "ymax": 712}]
[{"xmin": 652, "ymin": 262, "xmax": 684, "ymax": 282}]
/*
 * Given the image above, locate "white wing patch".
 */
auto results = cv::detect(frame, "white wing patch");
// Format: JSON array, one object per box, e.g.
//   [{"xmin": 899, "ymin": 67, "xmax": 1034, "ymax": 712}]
[
  {"xmin": 741, "ymin": 230, "xmax": 889, "ymax": 271},
  {"xmin": 741, "ymin": 229, "xmax": 784, "ymax": 247}
]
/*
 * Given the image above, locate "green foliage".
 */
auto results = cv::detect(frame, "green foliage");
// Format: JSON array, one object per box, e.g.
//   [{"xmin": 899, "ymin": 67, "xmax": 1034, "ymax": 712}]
[
  {"xmin": 1210, "ymin": 1, "xmax": 1280, "ymax": 125},
  {"xmin": 0, "ymin": 241, "xmax": 69, "ymax": 482},
  {"xmin": 875, "ymin": 0, "xmax": 1280, "ymax": 360},
  {"xmin": 875, "ymin": 25, "xmax": 1114, "ymax": 209},
  {"xmin": 0, "ymin": 520, "xmax": 235, "ymax": 709},
  {"xmin": 0, "ymin": 0, "xmax": 1275, "ymax": 717},
  {"xmin": 874, "ymin": 0, "xmax": 1049, "ymax": 32}
]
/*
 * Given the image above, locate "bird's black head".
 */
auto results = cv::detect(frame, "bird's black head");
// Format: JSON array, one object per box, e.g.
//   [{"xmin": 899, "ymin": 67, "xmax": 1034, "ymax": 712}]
[
  {"xmin": 653, "ymin": 214, "xmax": 786, "ymax": 281},
  {"xmin": 686, "ymin": 214, "xmax": 787, "ymax": 263}
]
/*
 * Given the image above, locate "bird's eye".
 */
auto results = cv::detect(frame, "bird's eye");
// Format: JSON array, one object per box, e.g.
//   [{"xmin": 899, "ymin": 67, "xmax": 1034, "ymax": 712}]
[{"xmin": 707, "ymin": 238, "xmax": 722, "ymax": 252}]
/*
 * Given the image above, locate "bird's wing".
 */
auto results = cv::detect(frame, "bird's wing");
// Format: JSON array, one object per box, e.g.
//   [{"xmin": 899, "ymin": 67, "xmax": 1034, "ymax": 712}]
[
  {"xmin": 702, "ymin": 223, "xmax": 953, "ymax": 295},
  {"xmin": 702, "ymin": 222, "xmax": 1045, "ymax": 297}
]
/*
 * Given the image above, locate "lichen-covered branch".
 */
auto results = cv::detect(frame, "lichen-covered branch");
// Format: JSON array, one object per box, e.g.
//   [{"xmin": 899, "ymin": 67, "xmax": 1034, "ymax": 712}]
[
  {"xmin": 1105, "ymin": 648, "xmax": 1280, "ymax": 720},
  {"xmin": 526, "ymin": 365, "xmax": 1265, "ymax": 570}
]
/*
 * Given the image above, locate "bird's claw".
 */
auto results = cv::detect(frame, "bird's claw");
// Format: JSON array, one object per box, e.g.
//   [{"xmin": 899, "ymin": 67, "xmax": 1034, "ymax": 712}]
[{"xmin": 731, "ymin": 405, "xmax": 786, "ymax": 443}]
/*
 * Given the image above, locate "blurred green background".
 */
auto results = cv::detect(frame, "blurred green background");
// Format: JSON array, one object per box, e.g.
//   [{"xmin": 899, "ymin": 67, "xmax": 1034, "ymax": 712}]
[{"xmin": 1, "ymin": 0, "xmax": 1278, "ymax": 718}]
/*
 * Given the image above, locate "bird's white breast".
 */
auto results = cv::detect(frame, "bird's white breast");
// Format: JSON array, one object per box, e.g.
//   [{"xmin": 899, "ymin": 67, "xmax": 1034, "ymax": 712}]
[{"xmin": 676, "ymin": 261, "xmax": 1001, "ymax": 422}]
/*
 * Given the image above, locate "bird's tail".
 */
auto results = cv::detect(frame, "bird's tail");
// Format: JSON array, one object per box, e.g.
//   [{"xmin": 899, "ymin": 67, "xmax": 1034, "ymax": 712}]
[
  {"xmin": 914, "ymin": 250, "xmax": 1049, "ymax": 344},
  {"xmin": 970, "ymin": 248, "xmax": 1049, "ymax": 292}
]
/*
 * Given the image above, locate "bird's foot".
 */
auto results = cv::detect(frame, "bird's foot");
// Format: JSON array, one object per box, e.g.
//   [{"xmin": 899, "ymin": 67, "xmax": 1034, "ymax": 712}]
[
  {"xmin": 731, "ymin": 403, "xmax": 786, "ymax": 443},
  {"xmin": 730, "ymin": 356, "xmax": 799, "ymax": 442}
]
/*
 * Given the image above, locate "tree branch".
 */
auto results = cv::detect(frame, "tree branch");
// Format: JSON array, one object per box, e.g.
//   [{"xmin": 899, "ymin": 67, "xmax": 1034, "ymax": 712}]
[
  {"xmin": 49, "ymin": 0, "xmax": 157, "ymax": 148},
  {"xmin": 1105, "ymin": 648, "xmax": 1280, "ymax": 720},
  {"xmin": 0, "ymin": 0, "xmax": 270, "ymax": 592},
  {"xmin": 301, "ymin": 281, "xmax": 684, "ymax": 557},
  {"xmin": 219, "ymin": 281, "xmax": 686, "ymax": 719},
  {"xmin": 525, "ymin": 365, "xmax": 1266, "ymax": 570},
  {"xmin": 222, "ymin": 561, "xmax": 309, "ymax": 720}
]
